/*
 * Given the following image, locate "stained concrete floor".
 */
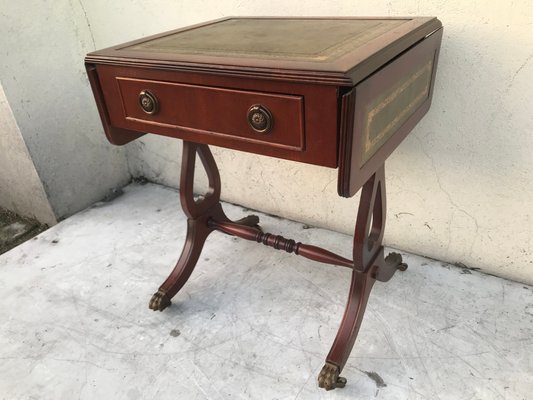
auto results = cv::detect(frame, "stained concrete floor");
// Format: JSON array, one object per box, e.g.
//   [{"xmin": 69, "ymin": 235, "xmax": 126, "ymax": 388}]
[
  {"xmin": 0, "ymin": 183, "xmax": 532, "ymax": 400},
  {"xmin": 0, "ymin": 208, "xmax": 47, "ymax": 255}
]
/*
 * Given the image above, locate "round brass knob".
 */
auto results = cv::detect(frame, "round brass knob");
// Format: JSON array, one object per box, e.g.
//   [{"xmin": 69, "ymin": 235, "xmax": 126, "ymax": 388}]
[
  {"xmin": 247, "ymin": 105, "xmax": 273, "ymax": 133},
  {"xmin": 139, "ymin": 90, "xmax": 159, "ymax": 115}
]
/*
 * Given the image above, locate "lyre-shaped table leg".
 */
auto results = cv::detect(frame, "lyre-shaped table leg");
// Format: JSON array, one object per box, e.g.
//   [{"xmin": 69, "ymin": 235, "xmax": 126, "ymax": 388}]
[
  {"xmin": 318, "ymin": 165, "xmax": 407, "ymax": 390},
  {"xmin": 149, "ymin": 141, "xmax": 259, "ymax": 311},
  {"xmin": 149, "ymin": 144, "xmax": 407, "ymax": 391}
]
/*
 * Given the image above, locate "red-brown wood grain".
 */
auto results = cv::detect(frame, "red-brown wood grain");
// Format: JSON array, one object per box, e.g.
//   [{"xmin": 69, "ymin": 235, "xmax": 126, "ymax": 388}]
[
  {"xmin": 208, "ymin": 219, "xmax": 355, "ymax": 269},
  {"xmin": 93, "ymin": 64, "xmax": 339, "ymax": 167},
  {"xmin": 338, "ymin": 27, "xmax": 443, "ymax": 197},
  {"xmin": 116, "ymin": 77, "xmax": 305, "ymax": 151},
  {"xmin": 85, "ymin": 17, "xmax": 442, "ymax": 391}
]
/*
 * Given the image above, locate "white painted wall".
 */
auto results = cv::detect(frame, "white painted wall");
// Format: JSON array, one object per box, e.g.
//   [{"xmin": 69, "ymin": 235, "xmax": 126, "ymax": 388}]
[
  {"xmin": 1, "ymin": 1, "xmax": 532, "ymax": 284},
  {"xmin": 0, "ymin": 1, "xmax": 131, "ymax": 220},
  {"xmin": 0, "ymin": 83, "xmax": 56, "ymax": 226}
]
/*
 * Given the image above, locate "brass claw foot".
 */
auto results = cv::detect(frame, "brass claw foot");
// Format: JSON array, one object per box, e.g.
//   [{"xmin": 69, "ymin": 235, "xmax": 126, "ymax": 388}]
[
  {"xmin": 385, "ymin": 252, "xmax": 408, "ymax": 271},
  {"xmin": 318, "ymin": 362, "xmax": 346, "ymax": 391},
  {"xmin": 149, "ymin": 289, "xmax": 171, "ymax": 311}
]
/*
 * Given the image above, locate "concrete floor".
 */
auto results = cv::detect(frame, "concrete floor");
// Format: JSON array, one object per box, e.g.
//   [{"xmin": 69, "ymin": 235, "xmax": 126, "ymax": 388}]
[{"xmin": 0, "ymin": 183, "xmax": 532, "ymax": 400}]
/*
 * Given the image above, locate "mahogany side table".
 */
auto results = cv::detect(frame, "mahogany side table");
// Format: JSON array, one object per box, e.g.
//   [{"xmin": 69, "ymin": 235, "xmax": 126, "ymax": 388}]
[{"xmin": 85, "ymin": 17, "xmax": 442, "ymax": 391}]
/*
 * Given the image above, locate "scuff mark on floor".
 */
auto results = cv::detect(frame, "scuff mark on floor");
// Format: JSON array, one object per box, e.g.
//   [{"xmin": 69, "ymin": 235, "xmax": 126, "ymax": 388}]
[
  {"xmin": 169, "ymin": 329, "xmax": 181, "ymax": 337},
  {"xmin": 361, "ymin": 370, "xmax": 387, "ymax": 388}
]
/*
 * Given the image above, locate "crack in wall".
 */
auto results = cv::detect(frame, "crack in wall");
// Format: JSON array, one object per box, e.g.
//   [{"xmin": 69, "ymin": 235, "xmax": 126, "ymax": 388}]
[
  {"xmin": 76, "ymin": 0, "xmax": 96, "ymax": 51},
  {"xmin": 415, "ymin": 136, "xmax": 480, "ymax": 257},
  {"xmin": 508, "ymin": 52, "xmax": 533, "ymax": 90}
]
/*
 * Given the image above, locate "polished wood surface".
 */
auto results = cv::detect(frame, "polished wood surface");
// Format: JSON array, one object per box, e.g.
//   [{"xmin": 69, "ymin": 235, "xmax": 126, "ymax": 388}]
[
  {"xmin": 338, "ymin": 27, "xmax": 443, "ymax": 196},
  {"xmin": 87, "ymin": 18, "xmax": 442, "ymax": 178},
  {"xmin": 116, "ymin": 77, "xmax": 305, "ymax": 150},
  {"xmin": 208, "ymin": 219, "xmax": 355, "ymax": 269},
  {"xmin": 85, "ymin": 17, "xmax": 442, "ymax": 391},
  {"xmin": 93, "ymin": 64, "xmax": 339, "ymax": 167},
  {"xmin": 148, "ymin": 142, "xmax": 261, "ymax": 311}
]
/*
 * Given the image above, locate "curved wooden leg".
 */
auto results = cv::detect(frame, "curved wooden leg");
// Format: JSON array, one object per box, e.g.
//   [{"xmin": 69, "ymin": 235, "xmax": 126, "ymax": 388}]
[
  {"xmin": 149, "ymin": 141, "xmax": 260, "ymax": 311},
  {"xmin": 318, "ymin": 268, "xmax": 376, "ymax": 389},
  {"xmin": 149, "ymin": 215, "xmax": 210, "ymax": 311},
  {"xmin": 318, "ymin": 165, "xmax": 407, "ymax": 390}
]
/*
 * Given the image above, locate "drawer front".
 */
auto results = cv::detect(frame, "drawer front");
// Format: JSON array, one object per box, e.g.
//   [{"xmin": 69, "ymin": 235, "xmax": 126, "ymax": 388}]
[{"xmin": 115, "ymin": 77, "xmax": 304, "ymax": 151}]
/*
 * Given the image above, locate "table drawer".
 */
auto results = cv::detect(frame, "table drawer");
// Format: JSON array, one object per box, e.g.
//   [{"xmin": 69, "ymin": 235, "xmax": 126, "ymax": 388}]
[
  {"xmin": 88, "ymin": 65, "xmax": 339, "ymax": 167},
  {"xmin": 114, "ymin": 77, "xmax": 305, "ymax": 151}
]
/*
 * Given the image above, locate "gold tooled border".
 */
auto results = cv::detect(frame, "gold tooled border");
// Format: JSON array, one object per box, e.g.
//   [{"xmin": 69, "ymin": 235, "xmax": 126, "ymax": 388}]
[
  {"xmin": 362, "ymin": 59, "xmax": 433, "ymax": 163},
  {"xmin": 127, "ymin": 19, "xmax": 407, "ymax": 62}
]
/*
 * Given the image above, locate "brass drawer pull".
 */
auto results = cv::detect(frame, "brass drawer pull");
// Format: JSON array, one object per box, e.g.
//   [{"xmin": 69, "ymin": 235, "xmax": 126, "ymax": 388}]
[
  {"xmin": 247, "ymin": 104, "xmax": 273, "ymax": 133},
  {"xmin": 139, "ymin": 90, "xmax": 159, "ymax": 115}
]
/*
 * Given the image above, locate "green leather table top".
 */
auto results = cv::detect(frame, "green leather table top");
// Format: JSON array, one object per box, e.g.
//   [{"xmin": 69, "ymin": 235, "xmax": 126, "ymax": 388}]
[{"xmin": 124, "ymin": 18, "xmax": 408, "ymax": 62}]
